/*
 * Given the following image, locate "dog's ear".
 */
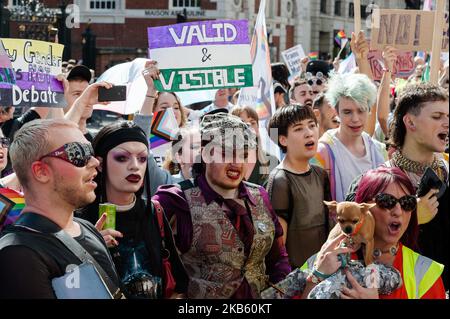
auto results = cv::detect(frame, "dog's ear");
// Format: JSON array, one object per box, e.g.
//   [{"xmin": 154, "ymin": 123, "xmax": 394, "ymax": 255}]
[
  {"xmin": 359, "ymin": 203, "xmax": 376, "ymax": 213},
  {"xmin": 323, "ymin": 201, "xmax": 338, "ymax": 210}
]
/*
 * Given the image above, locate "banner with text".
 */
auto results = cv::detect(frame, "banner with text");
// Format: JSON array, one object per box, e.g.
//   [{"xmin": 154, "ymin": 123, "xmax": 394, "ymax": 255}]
[
  {"xmin": 370, "ymin": 9, "xmax": 449, "ymax": 52},
  {"xmin": 281, "ymin": 44, "xmax": 306, "ymax": 77},
  {"xmin": 0, "ymin": 38, "xmax": 65, "ymax": 107},
  {"xmin": 368, "ymin": 49, "xmax": 415, "ymax": 81},
  {"xmin": 148, "ymin": 20, "xmax": 253, "ymax": 92}
]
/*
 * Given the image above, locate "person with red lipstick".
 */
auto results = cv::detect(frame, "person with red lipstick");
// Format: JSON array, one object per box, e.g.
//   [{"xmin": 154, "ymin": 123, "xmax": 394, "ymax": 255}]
[
  {"xmin": 153, "ymin": 113, "xmax": 291, "ymax": 299},
  {"xmin": 78, "ymin": 121, "xmax": 188, "ymax": 299},
  {"xmin": 266, "ymin": 104, "xmax": 333, "ymax": 269},
  {"xmin": 311, "ymin": 73, "xmax": 387, "ymax": 202}
]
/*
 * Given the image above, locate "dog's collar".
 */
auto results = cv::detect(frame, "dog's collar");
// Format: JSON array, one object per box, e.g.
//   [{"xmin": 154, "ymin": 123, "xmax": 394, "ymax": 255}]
[{"xmin": 350, "ymin": 214, "xmax": 365, "ymax": 236}]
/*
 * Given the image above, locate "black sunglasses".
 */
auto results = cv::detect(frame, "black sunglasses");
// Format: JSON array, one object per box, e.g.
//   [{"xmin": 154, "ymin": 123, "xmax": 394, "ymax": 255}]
[
  {"xmin": 374, "ymin": 193, "xmax": 417, "ymax": 212},
  {"xmin": 307, "ymin": 78, "xmax": 323, "ymax": 86}
]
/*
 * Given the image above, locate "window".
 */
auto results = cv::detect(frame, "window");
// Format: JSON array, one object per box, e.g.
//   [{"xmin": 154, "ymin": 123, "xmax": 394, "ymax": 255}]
[
  {"xmin": 335, "ymin": 0, "xmax": 341, "ymax": 16},
  {"xmin": 361, "ymin": 5, "xmax": 368, "ymax": 19},
  {"xmin": 349, "ymin": 3, "xmax": 368, "ymax": 19},
  {"xmin": 320, "ymin": 0, "xmax": 327, "ymax": 14},
  {"xmin": 173, "ymin": 0, "xmax": 200, "ymax": 7},
  {"xmin": 89, "ymin": 1, "xmax": 116, "ymax": 10}
]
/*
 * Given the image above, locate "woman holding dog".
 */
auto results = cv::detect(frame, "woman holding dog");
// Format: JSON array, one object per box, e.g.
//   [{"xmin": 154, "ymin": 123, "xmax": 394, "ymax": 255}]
[
  {"xmin": 300, "ymin": 166, "xmax": 445, "ymax": 299},
  {"xmin": 335, "ymin": 166, "xmax": 445, "ymax": 299}
]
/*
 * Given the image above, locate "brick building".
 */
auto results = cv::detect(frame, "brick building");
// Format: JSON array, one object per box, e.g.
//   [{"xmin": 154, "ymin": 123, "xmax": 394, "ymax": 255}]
[{"xmin": 5, "ymin": 0, "xmax": 427, "ymax": 75}]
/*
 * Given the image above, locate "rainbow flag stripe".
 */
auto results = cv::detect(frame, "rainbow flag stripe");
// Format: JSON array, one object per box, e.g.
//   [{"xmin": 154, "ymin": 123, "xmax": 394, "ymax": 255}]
[
  {"xmin": 0, "ymin": 188, "xmax": 25, "ymax": 230},
  {"xmin": 335, "ymin": 30, "xmax": 347, "ymax": 46},
  {"xmin": 337, "ymin": 30, "xmax": 346, "ymax": 39},
  {"xmin": 308, "ymin": 51, "xmax": 319, "ymax": 60}
]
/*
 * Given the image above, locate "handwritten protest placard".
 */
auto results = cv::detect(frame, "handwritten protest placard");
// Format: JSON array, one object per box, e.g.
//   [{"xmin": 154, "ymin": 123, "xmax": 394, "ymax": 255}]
[
  {"xmin": 281, "ymin": 44, "xmax": 305, "ymax": 77},
  {"xmin": 148, "ymin": 20, "xmax": 253, "ymax": 92},
  {"xmin": 368, "ymin": 49, "xmax": 415, "ymax": 81},
  {"xmin": 0, "ymin": 38, "xmax": 65, "ymax": 107},
  {"xmin": 370, "ymin": 9, "xmax": 449, "ymax": 52}
]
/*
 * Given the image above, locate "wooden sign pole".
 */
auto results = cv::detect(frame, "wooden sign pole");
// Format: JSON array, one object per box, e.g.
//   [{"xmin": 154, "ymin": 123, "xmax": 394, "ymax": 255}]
[
  {"xmin": 429, "ymin": 0, "xmax": 445, "ymax": 85},
  {"xmin": 354, "ymin": 0, "xmax": 361, "ymax": 34}
]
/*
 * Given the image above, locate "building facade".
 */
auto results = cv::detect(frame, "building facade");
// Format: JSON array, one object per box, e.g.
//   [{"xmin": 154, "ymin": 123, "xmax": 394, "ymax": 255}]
[{"xmin": 5, "ymin": 0, "xmax": 416, "ymax": 74}]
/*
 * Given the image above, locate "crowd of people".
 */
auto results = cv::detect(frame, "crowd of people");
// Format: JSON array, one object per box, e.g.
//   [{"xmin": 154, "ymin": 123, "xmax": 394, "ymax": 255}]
[{"xmin": 0, "ymin": 30, "xmax": 448, "ymax": 300}]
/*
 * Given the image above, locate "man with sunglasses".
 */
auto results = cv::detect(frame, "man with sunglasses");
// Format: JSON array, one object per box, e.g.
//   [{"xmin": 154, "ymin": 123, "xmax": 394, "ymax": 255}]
[{"xmin": 0, "ymin": 119, "xmax": 121, "ymax": 298}]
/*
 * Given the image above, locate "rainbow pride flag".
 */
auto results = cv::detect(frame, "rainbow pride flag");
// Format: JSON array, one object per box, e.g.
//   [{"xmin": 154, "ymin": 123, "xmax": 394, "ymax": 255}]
[
  {"xmin": 335, "ymin": 30, "xmax": 347, "ymax": 46},
  {"xmin": 308, "ymin": 51, "xmax": 319, "ymax": 61},
  {"xmin": 0, "ymin": 188, "xmax": 25, "ymax": 231}
]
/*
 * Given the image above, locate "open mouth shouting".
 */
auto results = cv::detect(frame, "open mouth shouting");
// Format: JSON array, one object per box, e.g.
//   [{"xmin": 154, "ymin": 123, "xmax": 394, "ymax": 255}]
[
  {"xmin": 388, "ymin": 221, "xmax": 402, "ymax": 236},
  {"xmin": 226, "ymin": 167, "xmax": 242, "ymax": 181},
  {"xmin": 437, "ymin": 131, "xmax": 448, "ymax": 144},
  {"xmin": 305, "ymin": 140, "xmax": 315, "ymax": 150}
]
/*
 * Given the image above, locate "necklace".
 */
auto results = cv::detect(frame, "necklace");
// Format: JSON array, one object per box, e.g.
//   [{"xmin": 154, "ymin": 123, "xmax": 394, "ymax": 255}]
[
  {"xmin": 373, "ymin": 243, "xmax": 399, "ymax": 259},
  {"xmin": 393, "ymin": 150, "xmax": 440, "ymax": 176}
]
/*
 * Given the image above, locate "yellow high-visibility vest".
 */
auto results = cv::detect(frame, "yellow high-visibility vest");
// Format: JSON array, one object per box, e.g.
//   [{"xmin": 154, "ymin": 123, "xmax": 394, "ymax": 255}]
[{"xmin": 402, "ymin": 245, "xmax": 444, "ymax": 299}]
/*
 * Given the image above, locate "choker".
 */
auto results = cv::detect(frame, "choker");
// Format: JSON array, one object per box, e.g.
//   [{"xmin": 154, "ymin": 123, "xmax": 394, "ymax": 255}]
[
  {"xmin": 115, "ymin": 195, "xmax": 137, "ymax": 212},
  {"xmin": 373, "ymin": 244, "xmax": 399, "ymax": 259},
  {"xmin": 392, "ymin": 151, "xmax": 440, "ymax": 176}
]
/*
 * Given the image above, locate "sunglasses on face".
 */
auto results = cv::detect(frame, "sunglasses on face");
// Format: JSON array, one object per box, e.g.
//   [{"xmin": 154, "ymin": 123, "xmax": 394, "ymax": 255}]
[
  {"xmin": 0, "ymin": 137, "xmax": 10, "ymax": 148},
  {"xmin": 307, "ymin": 78, "xmax": 324, "ymax": 86},
  {"xmin": 39, "ymin": 142, "xmax": 94, "ymax": 167},
  {"xmin": 374, "ymin": 193, "xmax": 417, "ymax": 212}
]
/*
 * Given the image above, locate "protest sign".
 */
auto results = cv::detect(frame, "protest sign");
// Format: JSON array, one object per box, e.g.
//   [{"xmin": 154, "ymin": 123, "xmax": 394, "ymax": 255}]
[
  {"xmin": 281, "ymin": 44, "xmax": 305, "ymax": 77},
  {"xmin": 430, "ymin": 0, "xmax": 446, "ymax": 84},
  {"xmin": 148, "ymin": 20, "xmax": 253, "ymax": 92},
  {"xmin": 370, "ymin": 9, "xmax": 449, "ymax": 52},
  {"xmin": 0, "ymin": 38, "xmax": 65, "ymax": 107},
  {"xmin": 368, "ymin": 49, "xmax": 415, "ymax": 81}
]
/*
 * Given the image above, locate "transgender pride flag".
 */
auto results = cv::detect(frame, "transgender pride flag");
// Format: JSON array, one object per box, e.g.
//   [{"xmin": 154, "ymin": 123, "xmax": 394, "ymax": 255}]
[
  {"xmin": 237, "ymin": 0, "xmax": 275, "ymax": 120},
  {"xmin": 0, "ymin": 188, "xmax": 25, "ymax": 231}
]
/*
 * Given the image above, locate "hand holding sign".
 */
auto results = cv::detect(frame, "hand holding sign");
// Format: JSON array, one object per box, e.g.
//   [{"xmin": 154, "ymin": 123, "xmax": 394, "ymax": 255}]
[
  {"xmin": 142, "ymin": 60, "xmax": 160, "ymax": 95},
  {"xmin": 381, "ymin": 46, "xmax": 398, "ymax": 73},
  {"xmin": 351, "ymin": 31, "xmax": 369, "ymax": 60}
]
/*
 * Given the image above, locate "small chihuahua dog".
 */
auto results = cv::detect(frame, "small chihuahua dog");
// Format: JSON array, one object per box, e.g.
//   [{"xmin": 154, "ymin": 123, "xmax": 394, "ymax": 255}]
[{"xmin": 324, "ymin": 201, "xmax": 376, "ymax": 266}]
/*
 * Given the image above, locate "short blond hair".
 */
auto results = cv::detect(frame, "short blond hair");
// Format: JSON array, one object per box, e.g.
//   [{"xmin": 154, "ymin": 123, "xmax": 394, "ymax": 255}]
[{"xmin": 9, "ymin": 119, "xmax": 78, "ymax": 189}]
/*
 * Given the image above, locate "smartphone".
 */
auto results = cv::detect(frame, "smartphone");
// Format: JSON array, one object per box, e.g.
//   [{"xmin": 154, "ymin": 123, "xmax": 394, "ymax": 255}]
[
  {"xmin": 416, "ymin": 167, "xmax": 446, "ymax": 199},
  {"xmin": 98, "ymin": 85, "xmax": 127, "ymax": 102}
]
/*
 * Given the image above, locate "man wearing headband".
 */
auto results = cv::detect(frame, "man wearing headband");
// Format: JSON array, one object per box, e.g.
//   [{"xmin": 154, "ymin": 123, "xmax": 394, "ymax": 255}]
[
  {"xmin": 153, "ymin": 113, "xmax": 291, "ymax": 299},
  {"xmin": 0, "ymin": 119, "xmax": 121, "ymax": 298}
]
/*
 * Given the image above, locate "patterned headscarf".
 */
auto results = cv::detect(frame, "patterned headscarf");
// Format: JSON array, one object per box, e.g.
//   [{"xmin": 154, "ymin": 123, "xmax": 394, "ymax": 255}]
[{"xmin": 200, "ymin": 113, "xmax": 257, "ymax": 150}]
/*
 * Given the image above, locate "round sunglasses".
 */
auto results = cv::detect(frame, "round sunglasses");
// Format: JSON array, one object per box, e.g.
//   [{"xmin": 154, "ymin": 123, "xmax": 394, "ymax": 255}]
[{"xmin": 374, "ymin": 193, "xmax": 417, "ymax": 212}]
